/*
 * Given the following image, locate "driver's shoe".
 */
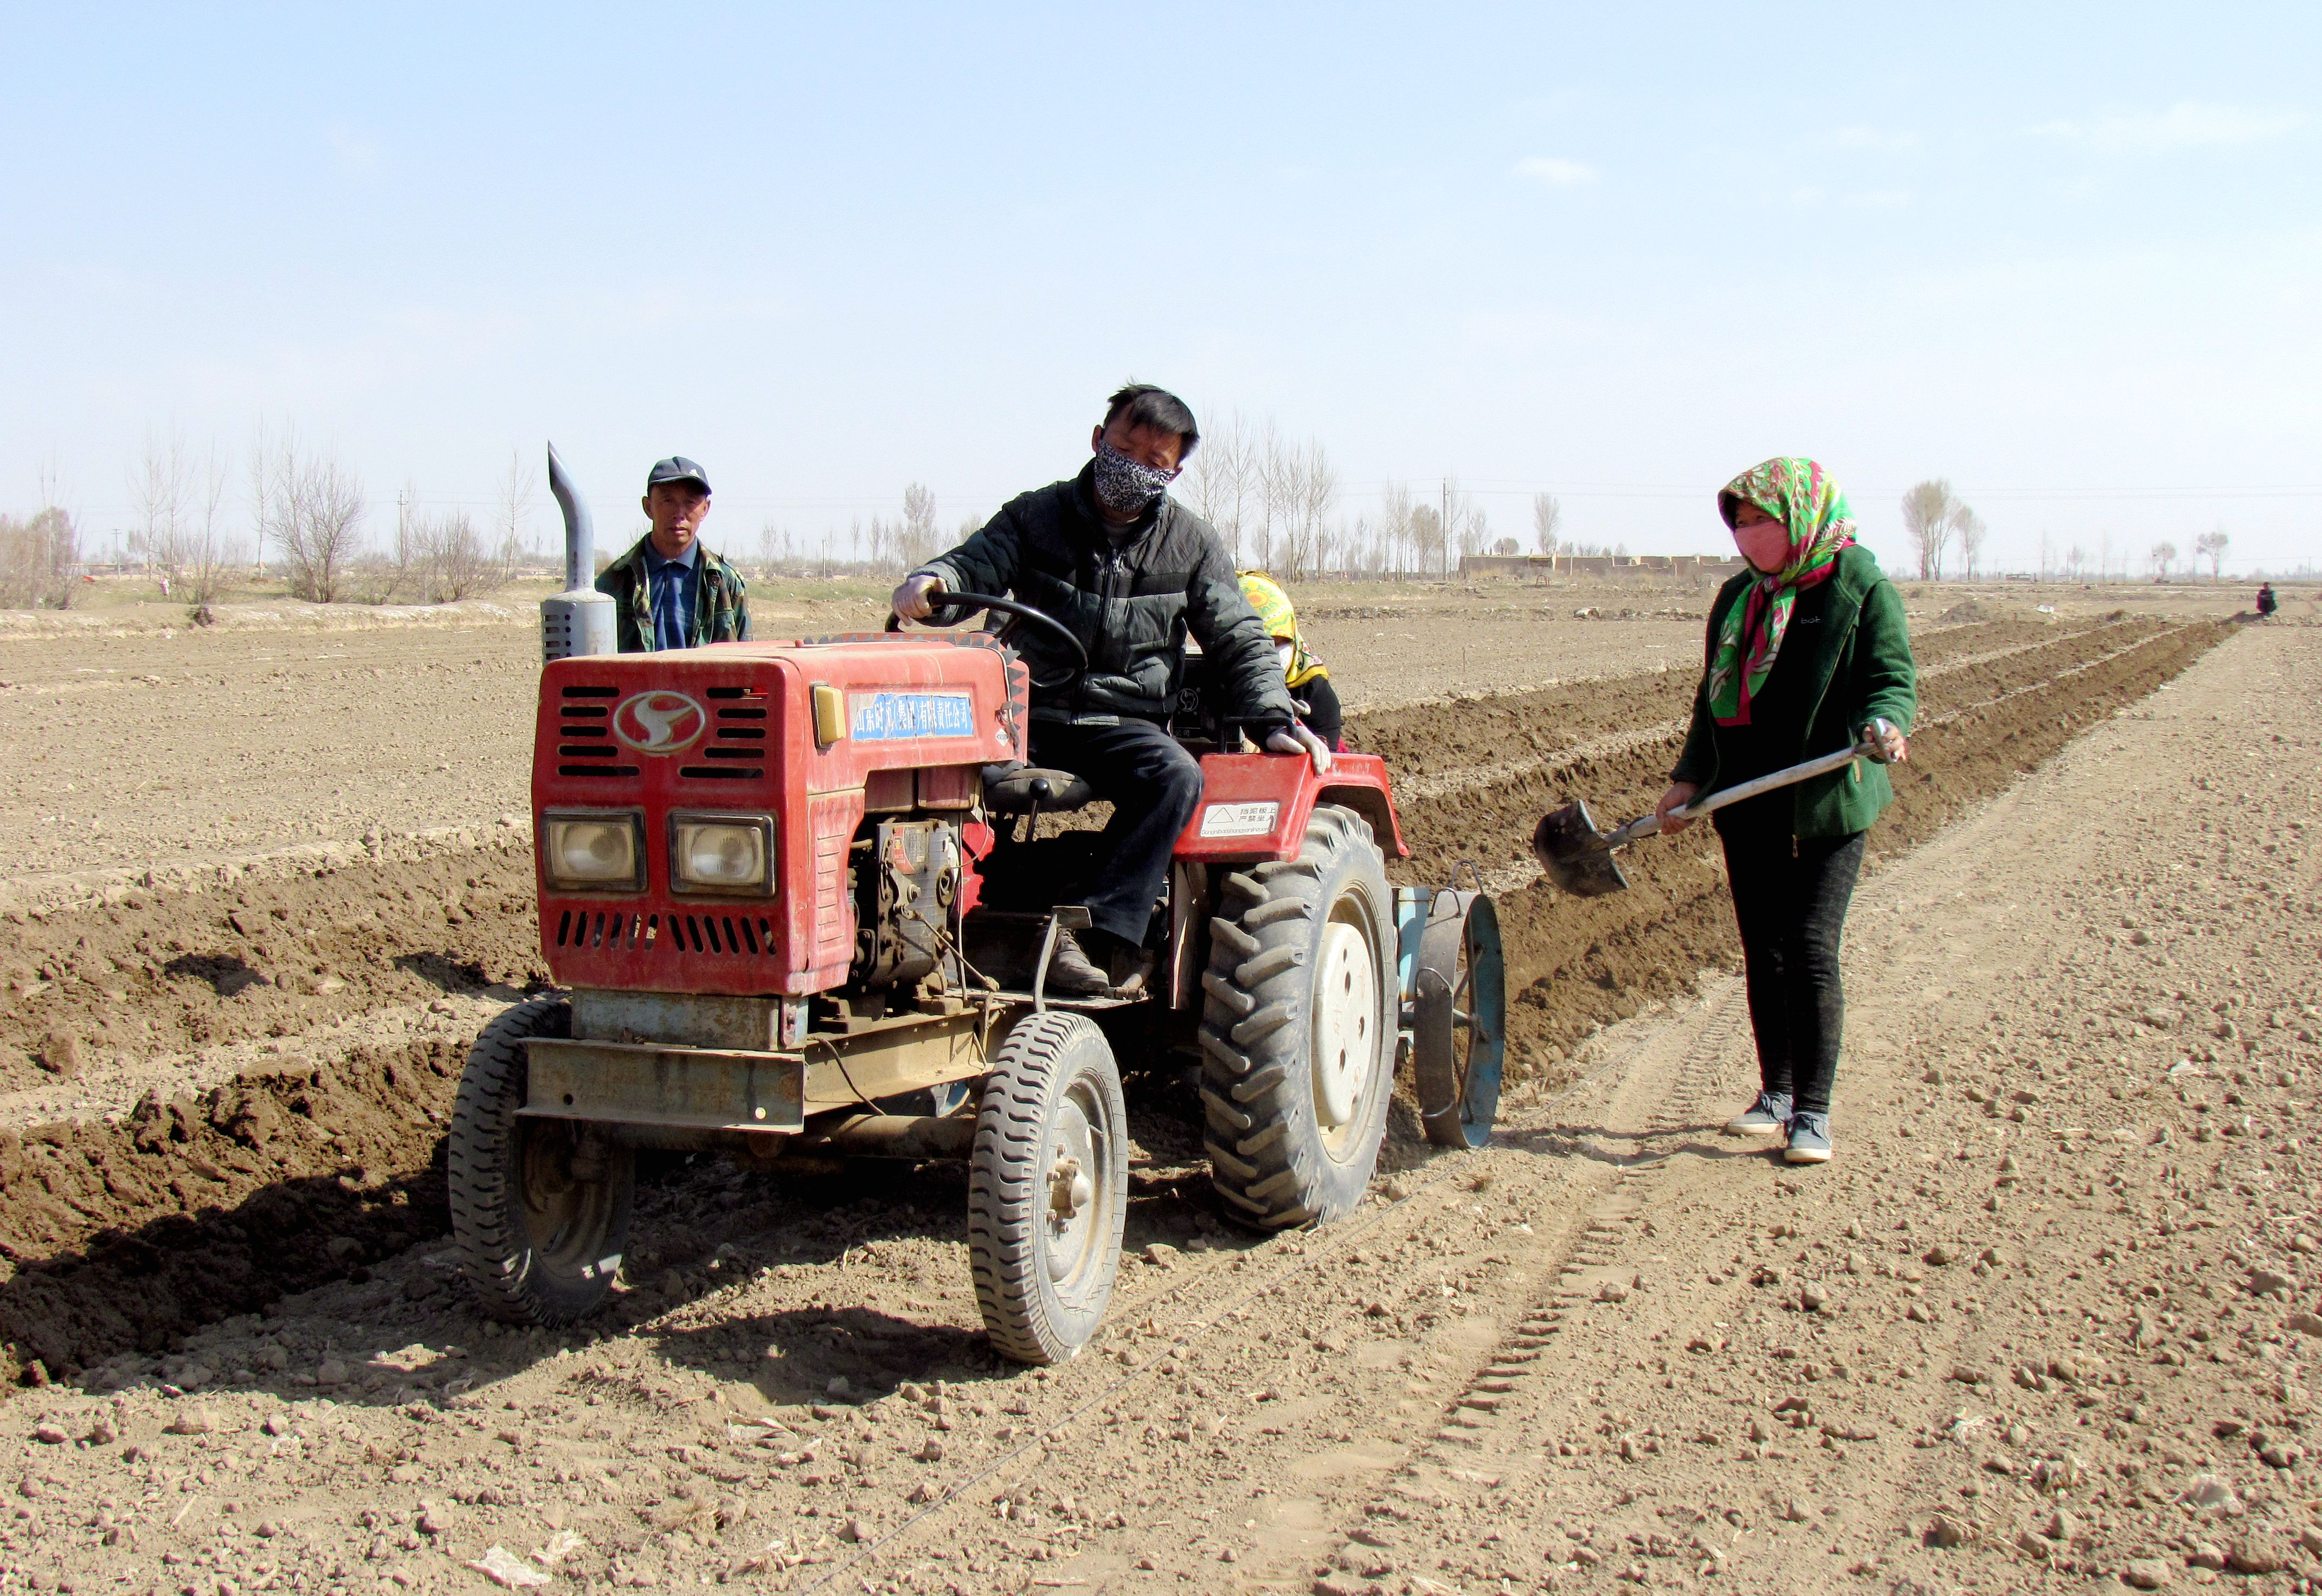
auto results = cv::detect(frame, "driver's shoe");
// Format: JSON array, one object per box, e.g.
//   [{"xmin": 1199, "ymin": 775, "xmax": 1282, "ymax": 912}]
[{"xmin": 1043, "ymin": 929, "xmax": 1112, "ymax": 997}]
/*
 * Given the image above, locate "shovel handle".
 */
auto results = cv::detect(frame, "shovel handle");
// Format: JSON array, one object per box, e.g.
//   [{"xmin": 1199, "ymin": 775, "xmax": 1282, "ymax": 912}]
[{"xmin": 1613, "ymin": 742, "xmax": 1876, "ymax": 844}]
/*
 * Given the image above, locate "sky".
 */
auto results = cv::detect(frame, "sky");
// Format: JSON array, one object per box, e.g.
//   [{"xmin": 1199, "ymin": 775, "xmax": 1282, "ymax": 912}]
[{"xmin": 3, "ymin": 2, "xmax": 2318, "ymax": 574}]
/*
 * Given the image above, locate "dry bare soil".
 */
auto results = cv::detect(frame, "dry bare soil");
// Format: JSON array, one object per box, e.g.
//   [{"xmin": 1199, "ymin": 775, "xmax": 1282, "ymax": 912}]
[{"xmin": 2, "ymin": 580, "xmax": 2315, "ymax": 1596}]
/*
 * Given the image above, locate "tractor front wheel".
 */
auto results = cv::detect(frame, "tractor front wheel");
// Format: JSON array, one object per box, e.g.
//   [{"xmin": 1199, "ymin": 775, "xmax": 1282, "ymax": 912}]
[
  {"xmin": 968, "ymin": 1012, "xmax": 1129, "ymax": 1364},
  {"xmin": 448, "ymin": 997, "xmax": 635, "ymax": 1325},
  {"xmin": 1199, "ymin": 803, "xmax": 1396, "ymax": 1229}
]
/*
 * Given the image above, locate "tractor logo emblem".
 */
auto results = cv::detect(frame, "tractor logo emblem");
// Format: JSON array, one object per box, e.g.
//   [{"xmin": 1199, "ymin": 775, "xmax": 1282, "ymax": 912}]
[{"xmin": 610, "ymin": 690, "xmax": 706, "ymax": 754}]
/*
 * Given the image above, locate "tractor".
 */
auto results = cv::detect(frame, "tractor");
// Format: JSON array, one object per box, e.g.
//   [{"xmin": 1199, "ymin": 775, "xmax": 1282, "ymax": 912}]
[{"xmin": 446, "ymin": 447, "xmax": 1506, "ymax": 1362}]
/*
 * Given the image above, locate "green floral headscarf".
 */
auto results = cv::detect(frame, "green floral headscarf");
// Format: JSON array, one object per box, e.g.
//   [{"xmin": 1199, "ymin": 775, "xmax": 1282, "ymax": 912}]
[{"xmin": 1704, "ymin": 457, "xmax": 1856, "ymax": 726}]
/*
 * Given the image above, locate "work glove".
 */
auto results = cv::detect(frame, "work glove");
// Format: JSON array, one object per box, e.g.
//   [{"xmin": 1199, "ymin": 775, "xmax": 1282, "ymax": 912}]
[
  {"xmin": 890, "ymin": 572, "xmax": 945, "ymax": 621},
  {"xmin": 1265, "ymin": 724, "xmax": 1334, "ymax": 775}
]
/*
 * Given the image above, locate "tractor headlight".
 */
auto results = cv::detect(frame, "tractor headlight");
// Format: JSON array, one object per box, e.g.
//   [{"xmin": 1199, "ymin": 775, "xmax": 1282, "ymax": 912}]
[
  {"xmin": 670, "ymin": 814, "xmax": 775, "ymax": 895},
  {"xmin": 542, "ymin": 811, "xmax": 645, "ymax": 893}
]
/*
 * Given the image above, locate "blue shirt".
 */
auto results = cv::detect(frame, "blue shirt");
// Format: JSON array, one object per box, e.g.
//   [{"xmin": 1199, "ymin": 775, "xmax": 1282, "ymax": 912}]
[{"xmin": 644, "ymin": 539, "xmax": 700, "ymax": 651}]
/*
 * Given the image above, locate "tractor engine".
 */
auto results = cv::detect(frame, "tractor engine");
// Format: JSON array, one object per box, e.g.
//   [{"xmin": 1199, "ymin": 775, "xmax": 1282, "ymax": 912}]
[{"xmin": 849, "ymin": 816, "xmax": 966, "ymax": 992}]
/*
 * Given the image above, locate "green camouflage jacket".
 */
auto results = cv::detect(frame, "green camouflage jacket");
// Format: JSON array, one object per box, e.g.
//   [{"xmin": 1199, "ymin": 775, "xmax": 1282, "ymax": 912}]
[{"xmin": 596, "ymin": 536, "xmax": 752, "ymax": 652}]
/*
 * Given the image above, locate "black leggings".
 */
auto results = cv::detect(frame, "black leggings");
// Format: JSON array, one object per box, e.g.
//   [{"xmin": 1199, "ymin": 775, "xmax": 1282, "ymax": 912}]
[{"xmin": 1716, "ymin": 819, "xmax": 1866, "ymax": 1117}]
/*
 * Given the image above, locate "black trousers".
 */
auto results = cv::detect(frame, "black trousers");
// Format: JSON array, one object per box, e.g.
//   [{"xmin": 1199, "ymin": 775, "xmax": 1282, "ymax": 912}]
[
  {"xmin": 1027, "ymin": 717, "xmax": 1204, "ymax": 946},
  {"xmin": 1715, "ymin": 816, "xmax": 1866, "ymax": 1117}
]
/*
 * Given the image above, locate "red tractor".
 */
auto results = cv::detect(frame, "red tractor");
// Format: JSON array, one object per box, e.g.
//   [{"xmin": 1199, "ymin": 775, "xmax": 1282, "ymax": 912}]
[{"xmin": 448, "ymin": 451, "xmax": 1504, "ymax": 1362}]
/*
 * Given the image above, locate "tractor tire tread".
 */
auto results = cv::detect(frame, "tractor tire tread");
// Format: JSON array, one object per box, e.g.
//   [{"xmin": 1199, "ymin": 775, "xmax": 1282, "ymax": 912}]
[
  {"xmin": 1198, "ymin": 803, "xmax": 1394, "ymax": 1231},
  {"xmin": 1199, "ymin": 1087, "xmax": 1253, "ymax": 1134},
  {"xmin": 969, "ymin": 1011, "xmax": 1127, "ymax": 1366}
]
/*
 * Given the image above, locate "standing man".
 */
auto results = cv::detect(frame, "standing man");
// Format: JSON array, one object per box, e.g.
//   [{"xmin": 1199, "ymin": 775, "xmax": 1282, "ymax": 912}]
[
  {"xmin": 596, "ymin": 456, "xmax": 751, "ymax": 652},
  {"xmin": 890, "ymin": 384, "xmax": 1328, "ymax": 996}
]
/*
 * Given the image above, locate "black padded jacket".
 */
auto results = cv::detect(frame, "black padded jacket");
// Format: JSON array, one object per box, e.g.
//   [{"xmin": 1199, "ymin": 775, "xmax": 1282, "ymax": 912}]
[{"xmin": 916, "ymin": 463, "xmax": 1297, "ymax": 730}]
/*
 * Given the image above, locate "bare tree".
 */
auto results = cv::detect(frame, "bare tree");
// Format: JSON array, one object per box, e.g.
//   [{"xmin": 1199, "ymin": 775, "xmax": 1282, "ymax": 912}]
[
  {"xmin": 183, "ymin": 445, "xmax": 243, "ymax": 607},
  {"xmin": 1532, "ymin": 491, "xmax": 1562, "ymax": 557},
  {"xmin": 2038, "ymin": 530, "xmax": 2055, "ymax": 580},
  {"xmin": 1952, "ymin": 504, "xmax": 1987, "ymax": 579},
  {"xmin": 2194, "ymin": 527, "xmax": 2230, "ymax": 578},
  {"xmin": 2098, "ymin": 531, "xmax": 2114, "ymax": 584},
  {"xmin": 1459, "ymin": 508, "xmax": 1488, "ymax": 565},
  {"xmin": 1375, "ymin": 481, "xmax": 1414, "ymax": 576},
  {"xmin": 423, "ymin": 511, "xmax": 501, "ymax": 601},
  {"xmin": 1250, "ymin": 420, "xmax": 1299, "ymax": 571},
  {"xmin": 1409, "ymin": 504, "xmax": 1445, "ymax": 576},
  {"xmin": 2066, "ymin": 543, "xmax": 2086, "ymax": 580},
  {"xmin": 266, "ymin": 438, "xmax": 366, "ymax": 603},
  {"xmin": 248, "ymin": 420, "xmax": 273, "ymax": 577},
  {"xmin": 1437, "ymin": 478, "xmax": 1480, "ymax": 576},
  {"xmin": 130, "ymin": 428, "xmax": 193, "ymax": 584},
  {"xmin": 1900, "ymin": 479, "xmax": 1957, "ymax": 581},
  {"xmin": 756, "ymin": 519, "xmax": 794, "ymax": 576},
  {"xmin": 899, "ymin": 483, "xmax": 941, "ymax": 570},
  {"xmin": 2149, "ymin": 540, "xmax": 2178, "ymax": 580},
  {"xmin": 0, "ymin": 506, "xmax": 78, "ymax": 609},
  {"xmin": 1182, "ymin": 410, "xmax": 1256, "ymax": 563},
  {"xmin": 496, "ymin": 449, "xmax": 537, "ymax": 581},
  {"xmin": 1263, "ymin": 439, "xmax": 1336, "ymax": 580}
]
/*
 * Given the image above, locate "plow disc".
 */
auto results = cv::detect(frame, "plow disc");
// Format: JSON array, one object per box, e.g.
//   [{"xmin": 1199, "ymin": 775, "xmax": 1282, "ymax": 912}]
[{"xmin": 1410, "ymin": 887, "xmax": 1506, "ymax": 1149}]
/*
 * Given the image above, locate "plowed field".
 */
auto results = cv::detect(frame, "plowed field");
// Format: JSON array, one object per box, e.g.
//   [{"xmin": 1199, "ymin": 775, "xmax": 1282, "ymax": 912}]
[{"xmin": 7, "ymin": 587, "xmax": 2307, "ymax": 1596}]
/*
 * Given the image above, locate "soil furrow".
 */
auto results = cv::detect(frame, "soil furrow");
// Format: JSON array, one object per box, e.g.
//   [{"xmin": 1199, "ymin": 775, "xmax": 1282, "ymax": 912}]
[{"xmin": 0, "ymin": 617, "xmax": 2233, "ymax": 1386}]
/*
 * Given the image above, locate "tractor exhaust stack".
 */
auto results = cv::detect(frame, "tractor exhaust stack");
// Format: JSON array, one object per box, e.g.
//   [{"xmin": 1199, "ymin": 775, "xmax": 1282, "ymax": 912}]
[{"xmin": 541, "ymin": 441, "xmax": 616, "ymax": 661}]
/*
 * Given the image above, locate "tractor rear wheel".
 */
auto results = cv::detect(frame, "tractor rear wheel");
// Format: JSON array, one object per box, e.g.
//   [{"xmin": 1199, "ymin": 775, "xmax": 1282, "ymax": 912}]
[
  {"xmin": 448, "ymin": 996, "xmax": 635, "ymax": 1325},
  {"xmin": 968, "ymin": 1011, "xmax": 1128, "ymax": 1364},
  {"xmin": 1199, "ymin": 803, "xmax": 1395, "ymax": 1229}
]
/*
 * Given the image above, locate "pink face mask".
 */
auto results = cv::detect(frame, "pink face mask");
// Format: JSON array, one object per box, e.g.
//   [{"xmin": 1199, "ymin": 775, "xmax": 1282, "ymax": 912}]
[{"xmin": 1733, "ymin": 518, "xmax": 1792, "ymax": 576}]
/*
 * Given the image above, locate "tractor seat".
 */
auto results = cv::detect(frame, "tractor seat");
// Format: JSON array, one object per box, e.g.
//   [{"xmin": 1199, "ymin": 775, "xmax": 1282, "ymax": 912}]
[{"xmin": 980, "ymin": 763, "xmax": 1096, "ymax": 815}]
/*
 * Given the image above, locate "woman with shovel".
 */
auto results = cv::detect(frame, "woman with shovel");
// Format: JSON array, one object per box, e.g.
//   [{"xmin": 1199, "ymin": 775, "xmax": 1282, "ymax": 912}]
[{"xmin": 1655, "ymin": 458, "xmax": 1916, "ymax": 1164}]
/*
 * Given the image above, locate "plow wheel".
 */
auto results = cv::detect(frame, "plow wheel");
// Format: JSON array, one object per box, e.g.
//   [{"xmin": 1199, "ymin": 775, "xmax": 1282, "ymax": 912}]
[
  {"xmin": 1200, "ymin": 803, "xmax": 1396, "ymax": 1230},
  {"xmin": 969, "ymin": 1011, "xmax": 1128, "ymax": 1364},
  {"xmin": 448, "ymin": 996, "xmax": 636, "ymax": 1324},
  {"xmin": 1412, "ymin": 889, "xmax": 1507, "ymax": 1149}
]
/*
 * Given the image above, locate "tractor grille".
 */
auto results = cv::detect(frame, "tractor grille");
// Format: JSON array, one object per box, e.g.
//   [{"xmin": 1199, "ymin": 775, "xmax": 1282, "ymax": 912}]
[
  {"xmin": 557, "ymin": 685, "xmax": 637, "ymax": 778},
  {"xmin": 682, "ymin": 698, "xmax": 767, "ymax": 781},
  {"xmin": 552, "ymin": 908, "xmax": 775, "ymax": 958}
]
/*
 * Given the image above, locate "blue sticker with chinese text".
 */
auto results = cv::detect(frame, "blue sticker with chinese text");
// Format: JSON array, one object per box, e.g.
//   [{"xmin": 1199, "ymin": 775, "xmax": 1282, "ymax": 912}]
[{"xmin": 848, "ymin": 691, "xmax": 976, "ymax": 742}]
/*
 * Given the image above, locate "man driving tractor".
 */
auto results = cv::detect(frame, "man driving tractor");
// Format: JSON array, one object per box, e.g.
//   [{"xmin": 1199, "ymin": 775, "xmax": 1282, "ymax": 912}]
[{"xmin": 890, "ymin": 384, "xmax": 1332, "ymax": 997}]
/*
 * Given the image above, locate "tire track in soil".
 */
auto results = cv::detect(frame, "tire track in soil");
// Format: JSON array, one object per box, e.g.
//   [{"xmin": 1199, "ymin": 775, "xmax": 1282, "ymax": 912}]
[
  {"xmin": 0, "ymin": 618, "xmax": 2232, "ymax": 1387},
  {"xmin": 783, "ymin": 984, "xmax": 1759, "ymax": 1595},
  {"xmin": 1257, "ymin": 992, "xmax": 1759, "ymax": 1596}
]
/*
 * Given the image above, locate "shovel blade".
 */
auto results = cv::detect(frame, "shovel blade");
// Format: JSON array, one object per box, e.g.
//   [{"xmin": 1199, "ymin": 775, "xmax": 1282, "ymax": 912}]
[{"xmin": 1532, "ymin": 800, "xmax": 1631, "ymax": 898}]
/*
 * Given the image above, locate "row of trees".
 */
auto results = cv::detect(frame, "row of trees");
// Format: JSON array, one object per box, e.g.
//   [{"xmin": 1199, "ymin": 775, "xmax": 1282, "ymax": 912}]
[
  {"xmin": 10, "ymin": 424, "xmax": 2271, "ymax": 612},
  {"xmin": 1172, "ymin": 414, "xmax": 1630, "ymax": 579},
  {"xmin": 110, "ymin": 427, "xmax": 536, "ymax": 606},
  {"xmin": 1905, "ymin": 478, "xmax": 2240, "ymax": 582}
]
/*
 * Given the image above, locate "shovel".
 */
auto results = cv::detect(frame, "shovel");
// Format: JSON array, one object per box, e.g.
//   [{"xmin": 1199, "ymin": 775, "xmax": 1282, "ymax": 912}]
[{"xmin": 1532, "ymin": 740, "xmax": 1880, "ymax": 897}]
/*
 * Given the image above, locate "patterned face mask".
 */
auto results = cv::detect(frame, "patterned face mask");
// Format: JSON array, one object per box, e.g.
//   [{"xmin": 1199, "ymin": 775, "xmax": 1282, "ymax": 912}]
[{"xmin": 1092, "ymin": 439, "xmax": 1178, "ymax": 517}]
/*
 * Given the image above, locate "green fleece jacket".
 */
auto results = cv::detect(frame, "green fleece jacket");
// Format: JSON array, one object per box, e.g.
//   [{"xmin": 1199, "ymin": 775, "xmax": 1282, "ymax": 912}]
[{"xmin": 1670, "ymin": 544, "xmax": 1919, "ymax": 838}]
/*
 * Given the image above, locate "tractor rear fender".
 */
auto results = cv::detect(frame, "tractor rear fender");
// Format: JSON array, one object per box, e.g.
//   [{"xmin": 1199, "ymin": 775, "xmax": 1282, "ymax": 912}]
[{"xmin": 1173, "ymin": 751, "xmax": 1408, "ymax": 864}]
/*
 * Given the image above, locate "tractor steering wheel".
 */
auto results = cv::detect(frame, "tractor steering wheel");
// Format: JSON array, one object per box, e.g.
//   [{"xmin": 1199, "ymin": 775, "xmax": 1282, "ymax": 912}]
[{"xmin": 885, "ymin": 591, "xmax": 1089, "ymax": 694}]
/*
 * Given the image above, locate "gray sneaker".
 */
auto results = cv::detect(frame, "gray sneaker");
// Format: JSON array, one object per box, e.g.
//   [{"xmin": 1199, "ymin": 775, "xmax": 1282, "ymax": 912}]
[
  {"xmin": 1785, "ymin": 1111, "xmax": 1832, "ymax": 1163},
  {"xmin": 1725, "ymin": 1090, "xmax": 1793, "ymax": 1136}
]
